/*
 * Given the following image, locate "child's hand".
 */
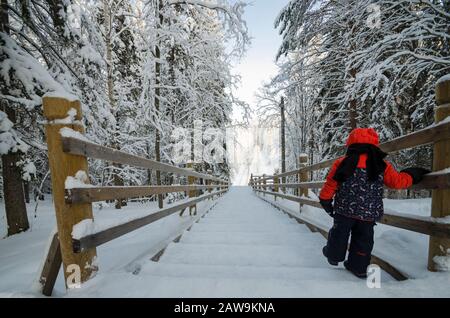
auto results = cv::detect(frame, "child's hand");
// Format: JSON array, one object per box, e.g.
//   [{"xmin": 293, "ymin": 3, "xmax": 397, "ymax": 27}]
[
  {"xmin": 319, "ymin": 198, "xmax": 334, "ymax": 217},
  {"xmin": 400, "ymin": 167, "xmax": 431, "ymax": 184}
]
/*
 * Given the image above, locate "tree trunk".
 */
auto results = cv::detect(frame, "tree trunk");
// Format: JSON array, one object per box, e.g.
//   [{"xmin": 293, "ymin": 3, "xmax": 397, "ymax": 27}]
[
  {"xmin": 45, "ymin": 0, "xmax": 67, "ymax": 39},
  {"xmin": 147, "ymin": 141, "xmax": 152, "ymax": 185},
  {"xmin": 103, "ymin": 1, "xmax": 125, "ymax": 209},
  {"xmin": 155, "ymin": 0, "xmax": 164, "ymax": 209},
  {"xmin": 2, "ymin": 150, "xmax": 29, "ymax": 235},
  {"xmin": 1, "ymin": 1, "xmax": 29, "ymax": 236},
  {"xmin": 280, "ymin": 97, "xmax": 286, "ymax": 192},
  {"xmin": 349, "ymin": 69, "xmax": 358, "ymax": 129},
  {"xmin": 23, "ymin": 181, "xmax": 30, "ymax": 204}
]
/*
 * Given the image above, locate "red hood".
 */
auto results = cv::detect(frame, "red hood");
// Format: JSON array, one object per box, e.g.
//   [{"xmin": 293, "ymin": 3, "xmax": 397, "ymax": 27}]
[{"xmin": 346, "ymin": 128, "xmax": 380, "ymax": 146}]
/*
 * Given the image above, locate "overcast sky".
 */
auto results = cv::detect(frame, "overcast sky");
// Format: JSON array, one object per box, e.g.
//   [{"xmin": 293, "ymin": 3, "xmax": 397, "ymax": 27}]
[{"xmin": 231, "ymin": 0, "xmax": 290, "ymax": 121}]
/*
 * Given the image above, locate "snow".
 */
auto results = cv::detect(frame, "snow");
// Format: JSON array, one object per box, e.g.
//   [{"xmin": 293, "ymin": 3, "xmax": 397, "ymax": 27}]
[
  {"xmin": 30, "ymin": 227, "xmax": 58, "ymax": 294},
  {"xmin": 22, "ymin": 161, "xmax": 37, "ymax": 182},
  {"xmin": 227, "ymin": 124, "xmax": 280, "ymax": 185},
  {"xmin": 437, "ymin": 74, "xmax": 450, "ymax": 85},
  {"xmin": 0, "ymin": 195, "xmax": 218, "ymax": 297},
  {"xmin": 71, "ymin": 195, "xmax": 200, "ymax": 239},
  {"xmin": 72, "ymin": 219, "xmax": 95, "ymax": 240},
  {"xmin": 433, "ymin": 250, "xmax": 450, "ymax": 271},
  {"xmin": 51, "ymin": 108, "xmax": 80, "ymax": 125},
  {"xmin": 0, "ymin": 33, "xmax": 77, "ymax": 109},
  {"xmin": 0, "ymin": 112, "xmax": 13, "ymax": 132},
  {"xmin": 428, "ymin": 167, "xmax": 450, "ymax": 176},
  {"xmin": 1, "ymin": 187, "xmax": 449, "ymax": 297},
  {"xmin": 59, "ymin": 127, "xmax": 91, "ymax": 142},
  {"xmin": 264, "ymin": 194, "xmax": 448, "ymax": 280},
  {"xmin": 42, "ymin": 91, "xmax": 78, "ymax": 102},
  {"xmin": 0, "ymin": 111, "xmax": 29, "ymax": 155},
  {"xmin": 65, "ymin": 170, "xmax": 93, "ymax": 189}
]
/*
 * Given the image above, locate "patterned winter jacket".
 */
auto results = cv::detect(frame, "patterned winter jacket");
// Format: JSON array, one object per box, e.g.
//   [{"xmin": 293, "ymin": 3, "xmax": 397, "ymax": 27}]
[{"xmin": 319, "ymin": 154, "xmax": 413, "ymax": 221}]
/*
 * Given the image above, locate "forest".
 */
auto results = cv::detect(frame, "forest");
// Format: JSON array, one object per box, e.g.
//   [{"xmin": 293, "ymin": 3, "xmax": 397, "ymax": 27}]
[
  {"xmin": 0, "ymin": 0, "xmax": 449, "ymax": 237},
  {"xmin": 258, "ymin": 0, "xmax": 449, "ymax": 190},
  {"xmin": 0, "ymin": 0, "xmax": 250, "ymax": 236},
  {"xmin": 0, "ymin": 0, "xmax": 449, "ymax": 300}
]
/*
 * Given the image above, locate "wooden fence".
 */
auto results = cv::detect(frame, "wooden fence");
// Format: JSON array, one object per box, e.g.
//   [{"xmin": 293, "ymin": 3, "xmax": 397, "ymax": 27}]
[
  {"xmin": 37, "ymin": 96, "xmax": 229, "ymax": 296},
  {"xmin": 250, "ymin": 77, "xmax": 450, "ymax": 280}
]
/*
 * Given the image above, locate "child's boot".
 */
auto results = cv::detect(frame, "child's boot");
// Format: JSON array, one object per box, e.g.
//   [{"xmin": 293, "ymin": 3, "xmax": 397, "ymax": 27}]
[
  {"xmin": 344, "ymin": 261, "xmax": 367, "ymax": 279},
  {"xmin": 322, "ymin": 246, "xmax": 338, "ymax": 266}
]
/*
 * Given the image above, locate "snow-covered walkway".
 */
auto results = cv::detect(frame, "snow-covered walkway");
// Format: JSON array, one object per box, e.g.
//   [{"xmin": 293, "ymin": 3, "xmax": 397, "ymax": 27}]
[
  {"xmin": 67, "ymin": 186, "xmax": 416, "ymax": 298},
  {"xmin": 1, "ymin": 186, "xmax": 449, "ymax": 297}
]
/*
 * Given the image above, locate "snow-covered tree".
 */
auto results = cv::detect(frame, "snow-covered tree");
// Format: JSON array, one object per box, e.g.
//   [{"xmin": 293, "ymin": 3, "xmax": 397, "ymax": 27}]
[
  {"xmin": 0, "ymin": 0, "xmax": 249, "ymax": 223},
  {"xmin": 263, "ymin": 0, "xmax": 449, "ymax": 194}
]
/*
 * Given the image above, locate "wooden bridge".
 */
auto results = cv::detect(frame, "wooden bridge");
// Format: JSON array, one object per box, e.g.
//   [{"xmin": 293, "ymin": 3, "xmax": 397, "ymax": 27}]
[{"xmin": 36, "ymin": 78, "xmax": 450, "ymax": 297}]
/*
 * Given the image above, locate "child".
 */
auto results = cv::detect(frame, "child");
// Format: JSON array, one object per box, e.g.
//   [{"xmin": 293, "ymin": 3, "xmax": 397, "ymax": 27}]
[{"xmin": 319, "ymin": 128, "xmax": 429, "ymax": 278}]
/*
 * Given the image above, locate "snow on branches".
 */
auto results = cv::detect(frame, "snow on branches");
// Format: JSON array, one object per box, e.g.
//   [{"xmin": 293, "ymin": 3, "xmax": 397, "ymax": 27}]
[
  {"xmin": 0, "ymin": 33, "xmax": 75, "ymax": 109},
  {"xmin": 265, "ymin": 0, "xmax": 449, "ymax": 176}
]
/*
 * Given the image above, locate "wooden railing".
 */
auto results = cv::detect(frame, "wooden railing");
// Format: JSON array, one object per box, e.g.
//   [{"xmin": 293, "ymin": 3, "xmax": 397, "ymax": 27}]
[
  {"xmin": 37, "ymin": 96, "xmax": 229, "ymax": 296},
  {"xmin": 250, "ymin": 77, "xmax": 450, "ymax": 280}
]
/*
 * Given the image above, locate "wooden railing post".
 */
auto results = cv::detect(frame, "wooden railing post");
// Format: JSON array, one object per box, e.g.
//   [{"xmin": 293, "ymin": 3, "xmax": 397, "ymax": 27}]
[
  {"xmin": 207, "ymin": 170, "xmax": 212, "ymax": 197},
  {"xmin": 187, "ymin": 162, "xmax": 197, "ymax": 215},
  {"xmin": 274, "ymin": 174, "xmax": 279, "ymax": 201},
  {"xmin": 428, "ymin": 77, "xmax": 450, "ymax": 272},
  {"xmin": 43, "ymin": 96, "xmax": 97, "ymax": 288},
  {"xmin": 262, "ymin": 174, "xmax": 267, "ymax": 196},
  {"xmin": 299, "ymin": 154, "xmax": 309, "ymax": 197},
  {"xmin": 299, "ymin": 154, "xmax": 309, "ymax": 212}
]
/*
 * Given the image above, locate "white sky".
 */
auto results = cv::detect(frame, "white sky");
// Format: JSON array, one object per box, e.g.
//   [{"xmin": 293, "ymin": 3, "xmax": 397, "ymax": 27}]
[
  {"xmin": 231, "ymin": 0, "xmax": 290, "ymax": 122},
  {"xmin": 226, "ymin": 0, "xmax": 290, "ymax": 184}
]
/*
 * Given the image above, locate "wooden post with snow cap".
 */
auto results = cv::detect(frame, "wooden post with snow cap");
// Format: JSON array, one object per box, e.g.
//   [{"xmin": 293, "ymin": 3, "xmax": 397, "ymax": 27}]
[
  {"xmin": 428, "ymin": 76, "xmax": 450, "ymax": 272},
  {"xmin": 42, "ymin": 96, "xmax": 97, "ymax": 290}
]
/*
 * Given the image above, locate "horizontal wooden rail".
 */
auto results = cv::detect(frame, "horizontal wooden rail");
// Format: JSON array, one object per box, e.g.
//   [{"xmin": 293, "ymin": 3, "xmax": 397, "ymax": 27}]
[
  {"xmin": 66, "ymin": 185, "xmax": 229, "ymax": 204},
  {"xmin": 62, "ymin": 137, "xmax": 226, "ymax": 183},
  {"xmin": 256, "ymin": 194, "xmax": 408, "ymax": 281},
  {"xmin": 413, "ymin": 171, "xmax": 450, "ymax": 189},
  {"xmin": 251, "ymin": 176, "xmax": 274, "ymax": 181},
  {"xmin": 254, "ymin": 171, "xmax": 450, "ymax": 190},
  {"xmin": 257, "ymin": 120, "xmax": 450, "ymax": 181},
  {"xmin": 254, "ymin": 189, "xmax": 450, "ymax": 238},
  {"xmin": 72, "ymin": 189, "xmax": 227, "ymax": 253},
  {"xmin": 257, "ymin": 182, "xmax": 325, "ymax": 189},
  {"xmin": 254, "ymin": 189, "xmax": 322, "ymax": 208}
]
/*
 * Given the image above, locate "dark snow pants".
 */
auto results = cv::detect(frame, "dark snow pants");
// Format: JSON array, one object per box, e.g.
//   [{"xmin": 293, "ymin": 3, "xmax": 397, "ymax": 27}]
[{"xmin": 326, "ymin": 213, "xmax": 375, "ymax": 274}]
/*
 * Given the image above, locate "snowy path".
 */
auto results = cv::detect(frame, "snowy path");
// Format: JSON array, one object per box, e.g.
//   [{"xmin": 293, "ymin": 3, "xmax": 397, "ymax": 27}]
[
  {"xmin": 2, "ymin": 187, "xmax": 449, "ymax": 297},
  {"xmin": 68, "ymin": 186, "xmax": 413, "ymax": 298}
]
